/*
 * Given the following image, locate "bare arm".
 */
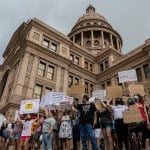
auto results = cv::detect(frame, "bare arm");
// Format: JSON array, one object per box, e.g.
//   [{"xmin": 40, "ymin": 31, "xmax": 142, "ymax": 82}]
[
  {"xmin": 72, "ymin": 106, "xmax": 77, "ymax": 112},
  {"xmin": 93, "ymin": 101, "xmax": 100, "ymax": 111}
]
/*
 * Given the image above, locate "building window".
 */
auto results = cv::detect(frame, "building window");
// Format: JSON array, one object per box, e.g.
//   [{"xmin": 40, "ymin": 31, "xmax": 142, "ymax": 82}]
[
  {"xmin": 100, "ymin": 63, "xmax": 104, "ymax": 71},
  {"xmin": 34, "ymin": 85, "xmax": 42, "ymax": 99},
  {"xmin": 70, "ymin": 54, "xmax": 74, "ymax": 62},
  {"xmin": 50, "ymin": 42, "xmax": 57, "ymax": 52},
  {"xmin": 136, "ymin": 68, "xmax": 143, "ymax": 81},
  {"xmin": 102, "ymin": 84, "xmax": 105, "ymax": 90},
  {"xmin": 90, "ymin": 84, "xmax": 94, "ymax": 96},
  {"xmin": 90, "ymin": 64, "xmax": 93, "ymax": 72},
  {"xmin": 107, "ymin": 81, "xmax": 111, "ymax": 86},
  {"xmin": 69, "ymin": 76, "xmax": 73, "ymax": 87},
  {"xmin": 85, "ymin": 82, "xmax": 88, "ymax": 94},
  {"xmin": 47, "ymin": 66, "xmax": 54, "ymax": 80},
  {"xmin": 38, "ymin": 62, "xmax": 46, "ymax": 76},
  {"xmin": 85, "ymin": 61, "xmax": 88, "ymax": 70},
  {"xmin": 105, "ymin": 61, "xmax": 109, "ymax": 69},
  {"xmin": 75, "ymin": 57, "xmax": 79, "ymax": 65},
  {"xmin": 45, "ymin": 88, "xmax": 52, "ymax": 95},
  {"xmin": 143, "ymin": 64, "xmax": 150, "ymax": 79},
  {"xmin": 74, "ymin": 78, "xmax": 79, "ymax": 85},
  {"xmin": 42, "ymin": 39, "xmax": 49, "ymax": 48}
]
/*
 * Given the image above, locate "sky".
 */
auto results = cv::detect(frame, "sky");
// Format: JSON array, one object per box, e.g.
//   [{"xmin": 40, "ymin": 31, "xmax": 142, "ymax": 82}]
[{"xmin": 0, "ymin": 0, "xmax": 150, "ymax": 64}]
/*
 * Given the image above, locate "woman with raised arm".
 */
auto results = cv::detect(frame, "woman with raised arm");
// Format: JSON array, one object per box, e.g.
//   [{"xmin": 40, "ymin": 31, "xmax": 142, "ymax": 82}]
[
  {"xmin": 99, "ymin": 100, "xmax": 113, "ymax": 150},
  {"xmin": 107, "ymin": 98, "xmax": 129, "ymax": 150}
]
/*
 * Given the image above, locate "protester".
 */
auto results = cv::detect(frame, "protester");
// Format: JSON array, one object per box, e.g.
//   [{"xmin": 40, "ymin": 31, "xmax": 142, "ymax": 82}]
[
  {"xmin": 99, "ymin": 100, "xmax": 113, "ymax": 150},
  {"xmin": 13, "ymin": 117, "xmax": 23, "ymax": 150},
  {"xmin": 19, "ymin": 114, "xmax": 37, "ymax": 150},
  {"xmin": 72, "ymin": 104, "xmax": 80, "ymax": 150},
  {"xmin": 59, "ymin": 109, "xmax": 72, "ymax": 150},
  {"xmin": 107, "ymin": 98, "xmax": 129, "ymax": 150},
  {"xmin": 72, "ymin": 95, "xmax": 99, "ymax": 150},
  {"xmin": 42, "ymin": 108, "xmax": 56, "ymax": 150}
]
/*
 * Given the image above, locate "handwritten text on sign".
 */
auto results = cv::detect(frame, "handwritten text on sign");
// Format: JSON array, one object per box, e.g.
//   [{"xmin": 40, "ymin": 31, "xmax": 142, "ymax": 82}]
[
  {"xmin": 92, "ymin": 90, "xmax": 106, "ymax": 100},
  {"xmin": 118, "ymin": 69, "xmax": 137, "ymax": 83}
]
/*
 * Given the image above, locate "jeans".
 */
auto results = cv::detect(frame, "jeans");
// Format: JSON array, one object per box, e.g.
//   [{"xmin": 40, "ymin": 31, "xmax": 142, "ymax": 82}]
[
  {"xmin": 42, "ymin": 132, "xmax": 53, "ymax": 150},
  {"xmin": 79, "ymin": 123, "xmax": 98, "ymax": 150}
]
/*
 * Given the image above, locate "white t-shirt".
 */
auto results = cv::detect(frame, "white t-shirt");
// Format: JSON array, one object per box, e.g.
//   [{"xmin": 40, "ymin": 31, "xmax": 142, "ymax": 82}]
[
  {"xmin": 112, "ymin": 105, "xmax": 128, "ymax": 120},
  {"xmin": 21, "ymin": 119, "xmax": 35, "ymax": 137}
]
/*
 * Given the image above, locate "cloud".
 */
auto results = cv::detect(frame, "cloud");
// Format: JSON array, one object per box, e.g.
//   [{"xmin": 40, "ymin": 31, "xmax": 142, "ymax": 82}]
[{"xmin": 0, "ymin": 0, "xmax": 150, "ymax": 64}]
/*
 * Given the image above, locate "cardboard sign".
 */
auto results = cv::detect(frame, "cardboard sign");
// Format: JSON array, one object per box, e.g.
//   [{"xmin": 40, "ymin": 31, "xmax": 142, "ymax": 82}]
[
  {"xmin": 40, "ymin": 95, "xmax": 48, "ymax": 108},
  {"xmin": 20, "ymin": 99, "xmax": 40, "ymax": 114},
  {"xmin": 128, "ymin": 84, "xmax": 145, "ymax": 97},
  {"xmin": 68, "ymin": 84, "xmax": 85, "ymax": 95},
  {"xmin": 123, "ymin": 104, "xmax": 143, "ymax": 123},
  {"xmin": 118, "ymin": 69, "xmax": 137, "ymax": 83},
  {"xmin": 106, "ymin": 86, "xmax": 122, "ymax": 99},
  {"xmin": 92, "ymin": 90, "xmax": 106, "ymax": 100}
]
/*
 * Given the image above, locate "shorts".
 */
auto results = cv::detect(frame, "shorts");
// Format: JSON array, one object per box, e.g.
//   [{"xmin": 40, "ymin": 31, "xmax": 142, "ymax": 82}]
[
  {"xmin": 101, "ymin": 123, "xmax": 113, "ymax": 129},
  {"xmin": 20, "ymin": 136, "xmax": 30, "ymax": 141},
  {"xmin": 14, "ymin": 132, "xmax": 21, "ymax": 140},
  {"xmin": 93, "ymin": 128, "xmax": 101, "ymax": 138}
]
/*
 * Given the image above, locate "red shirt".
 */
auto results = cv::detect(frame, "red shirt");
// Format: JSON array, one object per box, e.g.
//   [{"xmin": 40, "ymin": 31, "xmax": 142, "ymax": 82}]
[{"xmin": 136, "ymin": 102, "xmax": 147, "ymax": 121}]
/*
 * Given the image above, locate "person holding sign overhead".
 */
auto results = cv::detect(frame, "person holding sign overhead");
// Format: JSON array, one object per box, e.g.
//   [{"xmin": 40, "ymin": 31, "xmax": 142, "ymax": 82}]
[{"xmin": 72, "ymin": 94, "xmax": 99, "ymax": 150}]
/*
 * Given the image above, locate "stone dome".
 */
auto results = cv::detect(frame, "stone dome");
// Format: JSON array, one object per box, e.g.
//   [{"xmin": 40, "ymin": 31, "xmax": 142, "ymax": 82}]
[{"xmin": 68, "ymin": 5, "xmax": 123, "ymax": 54}]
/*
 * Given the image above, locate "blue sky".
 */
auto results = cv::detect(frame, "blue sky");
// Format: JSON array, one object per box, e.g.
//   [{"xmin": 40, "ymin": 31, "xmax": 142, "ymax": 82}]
[{"xmin": 0, "ymin": 0, "xmax": 150, "ymax": 64}]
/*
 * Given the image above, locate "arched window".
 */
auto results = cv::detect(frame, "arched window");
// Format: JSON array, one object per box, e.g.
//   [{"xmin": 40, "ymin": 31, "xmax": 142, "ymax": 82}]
[
  {"xmin": 94, "ymin": 40, "xmax": 99, "ymax": 46},
  {"xmin": 86, "ymin": 40, "xmax": 91, "ymax": 46}
]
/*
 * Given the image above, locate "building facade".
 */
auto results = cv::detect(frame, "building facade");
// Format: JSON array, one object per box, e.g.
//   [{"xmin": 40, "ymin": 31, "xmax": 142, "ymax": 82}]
[{"xmin": 0, "ymin": 5, "xmax": 150, "ymax": 117}]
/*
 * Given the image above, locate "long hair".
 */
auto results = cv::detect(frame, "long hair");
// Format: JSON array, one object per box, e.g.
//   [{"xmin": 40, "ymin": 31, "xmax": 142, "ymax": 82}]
[{"xmin": 134, "ymin": 93, "xmax": 144, "ymax": 105}]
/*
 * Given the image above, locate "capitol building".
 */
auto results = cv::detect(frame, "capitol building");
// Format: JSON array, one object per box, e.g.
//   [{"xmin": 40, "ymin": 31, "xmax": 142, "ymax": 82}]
[{"xmin": 0, "ymin": 5, "xmax": 149, "ymax": 116}]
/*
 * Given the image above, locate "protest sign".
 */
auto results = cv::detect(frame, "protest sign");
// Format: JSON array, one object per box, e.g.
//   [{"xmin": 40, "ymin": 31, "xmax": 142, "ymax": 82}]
[
  {"xmin": 106, "ymin": 86, "xmax": 122, "ymax": 100},
  {"xmin": 92, "ymin": 90, "xmax": 106, "ymax": 100},
  {"xmin": 118, "ymin": 69, "xmax": 137, "ymax": 83},
  {"xmin": 40, "ymin": 95, "xmax": 48, "ymax": 108},
  {"xmin": 20, "ymin": 99, "xmax": 40, "ymax": 114},
  {"xmin": 123, "ymin": 104, "xmax": 143, "ymax": 123},
  {"xmin": 128, "ymin": 84, "xmax": 145, "ymax": 97},
  {"xmin": 68, "ymin": 84, "xmax": 85, "ymax": 95}
]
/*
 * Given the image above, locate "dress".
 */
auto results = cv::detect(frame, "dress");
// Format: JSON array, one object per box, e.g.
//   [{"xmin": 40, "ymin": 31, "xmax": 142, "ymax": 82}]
[{"xmin": 59, "ymin": 115, "xmax": 72, "ymax": 138}]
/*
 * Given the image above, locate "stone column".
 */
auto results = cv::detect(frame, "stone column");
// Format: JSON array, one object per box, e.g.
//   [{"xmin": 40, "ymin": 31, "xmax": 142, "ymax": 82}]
[
  {"xmin": 55, "ymin": 66, "xmax": 61, "ymax": 92},
  {"xmin": 141, "ymin": 66, "xmax": 146, "ymax": 81},
  {"xmin": 81, "ymin": 56, "xmax": 85, "ymax": 68},
  {"xmin": 81, "ymin": 32, "xmax": 84, "ymax": 47},
  {"xmin": 111, "ymin": 77, "xmax": 117, "ymax": 86},
  {"xmin": 1, "ymin": 70, "xmax": 14, "ymax": 105},
  {"xmin": 116, "ymin": 39, "xmax": 120, "ymax": 51},
  {"xmin": 13, "ymin": 53, "xmax": 30, "ymax": 97},
  {"xmin": 101, "ymin": 31, "xmax": 104, "ymax": 47},
  {"xmin": 63, "ymin": 69, "xmax": 68, "ymax": 94},
  {"xmin": 91, "ymin": 30, "xmax": 94, "ymax": 47},
  {"xmin": 26, "ymin": 56, "xmax": 39, "ymax": 99},
  {"xmin": 110, "ymin": 34, "xmax": 113, "ymax": 47}
]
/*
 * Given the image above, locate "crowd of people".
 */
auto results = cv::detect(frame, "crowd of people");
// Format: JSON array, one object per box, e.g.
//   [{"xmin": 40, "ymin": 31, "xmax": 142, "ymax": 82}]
[{"xmin": 0, "ymin": 93, "xmax": 150, "ymax": 150}]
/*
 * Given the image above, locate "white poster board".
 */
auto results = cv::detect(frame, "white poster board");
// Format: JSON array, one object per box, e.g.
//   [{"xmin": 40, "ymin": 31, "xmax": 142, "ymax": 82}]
[
  {"xmin": 118, "ymin": 69, "xmax": 137, "ymax": 83},
  {"xmin": 40, "ymin": 95, "xmax": 48, "ymax": 108},
  {"xmin": 20, "ymin": 99, "xmax": 40, "ymax": 114},
  {"xmin": 14, "ymin": 110, "xmax": 19, "ymax": 121},
  {"xmin": 92, "ymin": 90, "xmax": 106, "ymax": 100}
]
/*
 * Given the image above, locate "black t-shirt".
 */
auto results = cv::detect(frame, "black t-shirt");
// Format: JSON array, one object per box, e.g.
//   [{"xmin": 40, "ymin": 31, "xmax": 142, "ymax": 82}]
[
  {"xmin": 99, "ymin": 108, "xmax": 112, "ymax": 124},
  {"xmin": 77, "ymin": 103, "xmax": 96, "ymax": 124}
]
